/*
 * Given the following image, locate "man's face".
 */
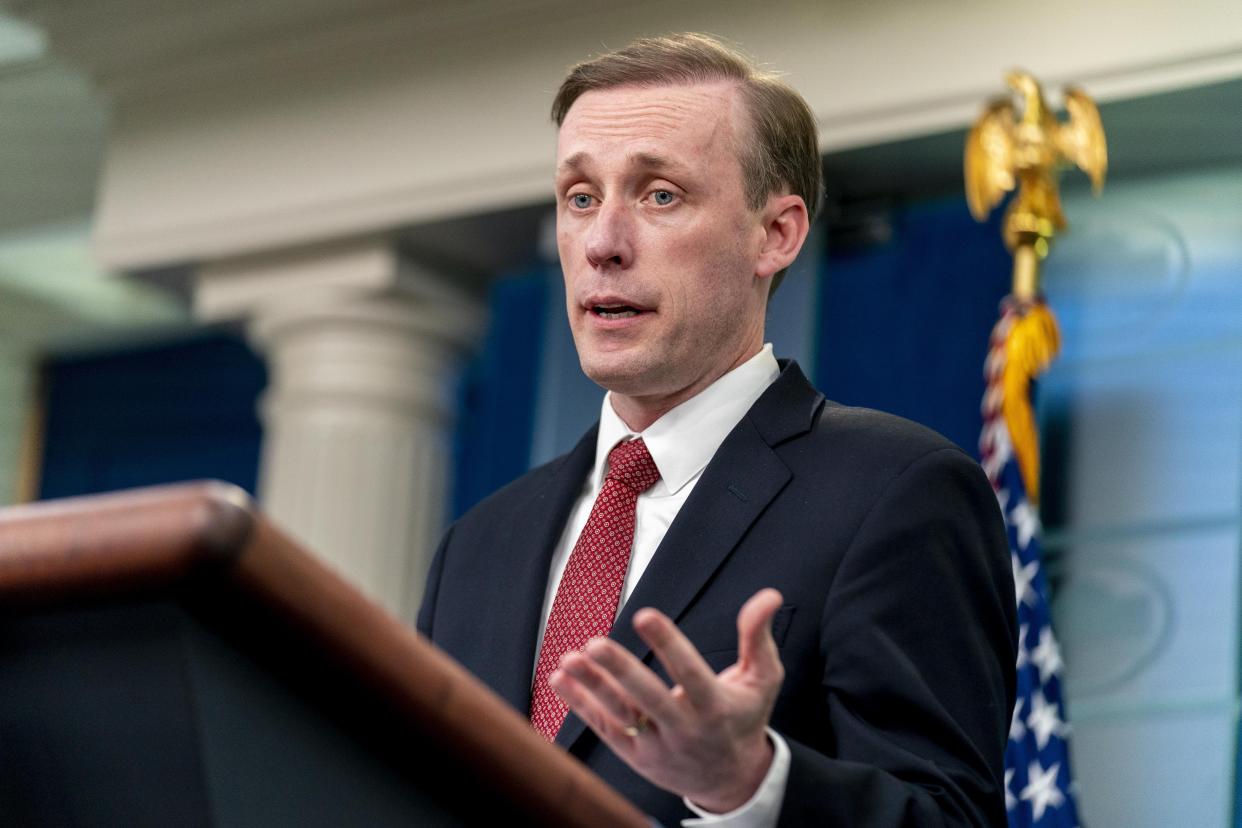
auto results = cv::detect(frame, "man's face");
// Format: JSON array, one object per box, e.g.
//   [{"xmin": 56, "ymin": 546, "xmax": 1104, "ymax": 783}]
[{"xmin": 555, "ymin": 81, "xmax": 770, "ymax": 410}]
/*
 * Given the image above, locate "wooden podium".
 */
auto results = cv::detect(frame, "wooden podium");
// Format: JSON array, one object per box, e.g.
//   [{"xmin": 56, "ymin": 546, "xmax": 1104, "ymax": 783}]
[{"xmin": 0, "ymin": 482, "xmax": 649, "ymax": 827}]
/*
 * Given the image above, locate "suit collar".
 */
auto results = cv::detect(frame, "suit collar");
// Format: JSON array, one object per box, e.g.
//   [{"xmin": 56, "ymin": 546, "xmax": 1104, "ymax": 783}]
[
  {"xmin": 596, "ymin": 344, "xmax": 781, "ymax": 496},
  {"xmin": 749, "ymin": 359, "xmax": 825, "ymax": 447},
  {"xmin": 556, "ymin": 360, "xmax": 824, "ymax": 749}
]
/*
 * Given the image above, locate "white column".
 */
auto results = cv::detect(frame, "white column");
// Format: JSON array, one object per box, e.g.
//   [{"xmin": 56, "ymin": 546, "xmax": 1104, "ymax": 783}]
[
  {"xmin": 0, "ymin": 346, "xmax": 37, "ymax": 506},
  {"xmin": 196, "ymin": 240, "xmax": 481, "ymax": 621}
]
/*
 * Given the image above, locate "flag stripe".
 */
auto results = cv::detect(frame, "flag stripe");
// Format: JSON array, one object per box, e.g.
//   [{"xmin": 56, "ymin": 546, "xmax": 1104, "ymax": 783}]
[{"xmin": 983, "ymin": 304, "xmax": 1081, "ymax": 828}]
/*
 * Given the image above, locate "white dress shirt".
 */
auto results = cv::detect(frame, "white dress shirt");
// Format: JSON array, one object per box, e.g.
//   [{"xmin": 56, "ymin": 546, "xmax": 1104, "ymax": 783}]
[{"xmin": 534, "ymin": 344, "xmax": 789, "ymax": 828}]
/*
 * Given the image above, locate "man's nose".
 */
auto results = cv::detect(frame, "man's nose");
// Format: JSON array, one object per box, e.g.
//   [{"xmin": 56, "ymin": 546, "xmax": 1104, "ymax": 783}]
[{"xmin": 584, "ymin": 201, "xmax": 633, "ymax": 269}]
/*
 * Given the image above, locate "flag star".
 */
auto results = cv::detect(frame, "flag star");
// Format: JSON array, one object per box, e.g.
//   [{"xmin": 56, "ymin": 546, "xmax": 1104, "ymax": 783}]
[
  {"xmin": 1030, "ymin": 625, "xmax": 1065, "ymax": 684},
  {"xmin": 1015, "ymin": 623, "xmax": 1030, "ymax": 671},
  {"xmin": 1026, "ymin": 689, "xmax": 1064, "ymax": 750},
  {"xmin": 1005, "ymin": 768, "xmax": 1017, "ymax": 812},
  {"xmin": 1009, "ymin": 697, "xmax": 1026, "ymax": 741},
  {"xmin": 996, "ymin": 487, "xmax": 1011, "ymax": 513},
  {"xmin": 1020, "ymin": 760, "xmax": 1065, "ymax": 820},
  {"xmin": 1009, "ymin": 497, "xmax": 1040, "ymax": 549},
  {"xmin": 1013, "ymin": 554, "xmax": 1039, "ymax": 608}
]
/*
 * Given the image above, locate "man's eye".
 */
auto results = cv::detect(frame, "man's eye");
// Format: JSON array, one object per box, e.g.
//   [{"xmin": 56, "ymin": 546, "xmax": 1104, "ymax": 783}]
[
  {"xmin": 651, "ymin": 190, "xmax": 675, "ymax": 206},
  {"xmin": 570, "ymin": 193, "xmax": 593, "ymax": 209}
]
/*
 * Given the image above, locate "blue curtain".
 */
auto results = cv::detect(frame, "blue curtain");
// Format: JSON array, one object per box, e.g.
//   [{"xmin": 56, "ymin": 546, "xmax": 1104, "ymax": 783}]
[
  {"xmin": 39, "ymin": 331, "xmax": 266, "ymax": 499},
  {"xmin": 451, "ymin": 269, "xmax": 550, "ymax": 518},
  {"xmin": 815, "ymin": 196, "xmax": 1011, "ymax": 453}
]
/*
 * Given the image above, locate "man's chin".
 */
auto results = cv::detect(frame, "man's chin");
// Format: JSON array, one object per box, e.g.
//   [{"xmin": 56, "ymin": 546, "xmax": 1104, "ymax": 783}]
[{"xmin": 579, "ymin": 357, "xmax": 663, "ymax": 397}]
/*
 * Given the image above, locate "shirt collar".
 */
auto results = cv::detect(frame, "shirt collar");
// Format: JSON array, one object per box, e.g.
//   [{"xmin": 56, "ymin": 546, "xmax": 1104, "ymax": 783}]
[{"xmin": 593, "ymin": 344, "xmax": 780, "ymax": 495}]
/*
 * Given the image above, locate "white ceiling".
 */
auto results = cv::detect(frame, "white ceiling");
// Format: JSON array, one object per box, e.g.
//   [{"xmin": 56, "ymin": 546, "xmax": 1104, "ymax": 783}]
[
  {"xmin": 0, "ymin": 11, "xmax": 104, "ymax": 232},
  {"xmin": 0, "ymin": 5, "xmax": 1240, "ymax": 348},
  {"xmin": 0, "ymin": 9, "xmax": 40, "ymax": 64},
  {"xmin": 0, "ymin": 58, "xmax": 105, "ymax": 233},
  {"xmin": 0, "ymin": 12, "xmax": 180, "ymax": 352}
]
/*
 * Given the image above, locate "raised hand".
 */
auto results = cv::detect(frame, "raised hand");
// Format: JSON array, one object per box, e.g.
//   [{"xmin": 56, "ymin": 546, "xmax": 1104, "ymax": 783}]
[{"xmin": 549, "ymin": 588, "xmax": 785, "ymax": 813}]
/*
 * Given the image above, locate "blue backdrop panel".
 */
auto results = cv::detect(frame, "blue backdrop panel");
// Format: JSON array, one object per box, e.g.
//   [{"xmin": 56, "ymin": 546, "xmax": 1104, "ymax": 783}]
[
  {"xmin": 451, "ymin": 269, "xmax": 549, "ymax": 519},
  {"xmin": 39, "ymin": 332, "xmax": 266, "ymax": 500},
  {"xmin": 815, "ymin": 197, "xmax": 1010, "ymax": 453}
]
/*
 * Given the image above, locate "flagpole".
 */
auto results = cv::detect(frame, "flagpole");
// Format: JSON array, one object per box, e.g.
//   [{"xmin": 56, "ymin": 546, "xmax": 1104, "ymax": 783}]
[
  {"xmin": 966, "ymin": 70, "xmax": 1107, "ymax": 826},
  {"xmin": 1011, "ymin": 242, "xmax": 1040, "ymax": 306}
]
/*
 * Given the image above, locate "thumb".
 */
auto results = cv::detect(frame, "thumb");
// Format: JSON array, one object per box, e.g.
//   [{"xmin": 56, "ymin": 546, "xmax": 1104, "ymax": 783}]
[{"xmin": 736, "ymin": 588, "xmax": 783, "ymax": 675}]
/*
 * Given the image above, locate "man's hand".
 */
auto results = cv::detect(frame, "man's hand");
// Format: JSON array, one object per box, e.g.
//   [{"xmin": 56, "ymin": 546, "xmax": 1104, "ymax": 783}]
[{"xmin": 549, "ymin": 588, "xmax": 786, "ymax": 813}]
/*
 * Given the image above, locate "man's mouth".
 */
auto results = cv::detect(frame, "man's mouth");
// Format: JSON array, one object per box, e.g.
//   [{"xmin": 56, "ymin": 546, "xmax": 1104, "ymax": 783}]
[{"xmin": 591, "ymin": 304, "xmax": 644, "ymax": 319}]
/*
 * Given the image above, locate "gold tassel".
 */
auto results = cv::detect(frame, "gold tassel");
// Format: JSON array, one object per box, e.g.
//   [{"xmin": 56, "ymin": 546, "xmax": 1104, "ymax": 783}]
[{"xmin": 1000, "ymin": 302, "xmax": 1060, "ymax": 502}]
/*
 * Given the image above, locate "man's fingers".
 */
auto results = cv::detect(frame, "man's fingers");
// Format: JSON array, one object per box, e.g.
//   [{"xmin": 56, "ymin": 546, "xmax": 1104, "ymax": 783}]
[
  {"xmin": 548, "ymin": 661, "xmax": 630, "ymax": 741},
  {"xmin": 736, "ymin": 588, "xmax": 784, "ymax": 676},
  {"xmin": 558, "ymin": 647, "xmax": 653, "ymax": 728},
  {"xmin": 561, "ymin": 589, "xmax": 785, "ymax": 748},
  {"xmin": 632, "ymin": 607, "xmax": 718, "ymax": 709},
  {"xmin": 581, "ymin": 637, "xmax": 680, "ymax": 723}
]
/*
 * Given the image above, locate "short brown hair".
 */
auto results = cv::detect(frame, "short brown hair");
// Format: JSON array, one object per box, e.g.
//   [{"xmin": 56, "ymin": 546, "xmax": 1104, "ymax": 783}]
[{"xmin": 552, "ymin": 33, "xmax": 822, "ymax": 293}]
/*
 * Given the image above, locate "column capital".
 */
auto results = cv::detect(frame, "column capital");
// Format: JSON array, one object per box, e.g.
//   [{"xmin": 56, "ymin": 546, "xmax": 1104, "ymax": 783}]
[
  {"xmin": 195, "ymin": 237, "xmax": 479, "ymax": 339},
  {"xmin": 189, "ymin": 235, "xmax": 483, "ymax": 618},
  {"xmin": 203, "ymin": 239, "xmax": 481, "ymax": 425}
]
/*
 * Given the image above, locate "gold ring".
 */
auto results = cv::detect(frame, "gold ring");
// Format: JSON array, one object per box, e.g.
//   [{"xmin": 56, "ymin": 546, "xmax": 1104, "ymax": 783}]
[{"xmin": 623, "ymin": 713, "xmax": 650, "ymax": 737}]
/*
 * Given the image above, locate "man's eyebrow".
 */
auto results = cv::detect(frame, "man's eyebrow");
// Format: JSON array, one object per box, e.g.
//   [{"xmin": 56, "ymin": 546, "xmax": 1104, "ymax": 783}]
[
  {"xmin": 629, "ymin": 152, "xmax": 687, "ymax": 175},
  {"xmin": 557, "ymin": 152, "xmax": 590, "ymax": 178},
  {"xmin": 555, "ymin": 151, "xmax": 691, "ymax": 180}
]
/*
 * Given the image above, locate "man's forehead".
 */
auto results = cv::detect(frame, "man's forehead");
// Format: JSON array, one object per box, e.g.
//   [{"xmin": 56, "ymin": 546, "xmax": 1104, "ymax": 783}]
[{"xmin": 555, "ymin": 81, "xmax": 743, "ymax": 162}]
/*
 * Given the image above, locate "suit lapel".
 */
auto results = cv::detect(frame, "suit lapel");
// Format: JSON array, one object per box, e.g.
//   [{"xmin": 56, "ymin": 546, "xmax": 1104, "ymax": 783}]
[
  {"xmin": 556, "ymin": 362, "xmax": 824, "ymax": 750},
  {"xmin": 486, "ymin": 425, "xmax": 598, "ymax": 713}
]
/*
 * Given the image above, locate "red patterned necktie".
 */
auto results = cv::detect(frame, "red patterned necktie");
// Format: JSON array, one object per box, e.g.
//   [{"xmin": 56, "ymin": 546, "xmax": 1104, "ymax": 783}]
[{"xmin": 529, "ymin": 437, "xmax": 661, "ymax": 741}]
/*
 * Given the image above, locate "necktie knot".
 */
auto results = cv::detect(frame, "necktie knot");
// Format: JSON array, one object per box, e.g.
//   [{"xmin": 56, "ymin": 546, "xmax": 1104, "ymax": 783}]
[{"xmin": 606, "ymin": 438, "xmax": 661, "ymax": 494}]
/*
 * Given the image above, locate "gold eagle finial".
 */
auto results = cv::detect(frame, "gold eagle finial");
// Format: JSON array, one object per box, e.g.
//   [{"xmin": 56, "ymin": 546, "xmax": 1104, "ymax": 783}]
[
  {"xmin": 967, "ymin": 71, "xmax": 1106, "ymax": 502},
  {"xmin": 965, "ymin": 70, "xmax": 1107, "ymax": 300}
]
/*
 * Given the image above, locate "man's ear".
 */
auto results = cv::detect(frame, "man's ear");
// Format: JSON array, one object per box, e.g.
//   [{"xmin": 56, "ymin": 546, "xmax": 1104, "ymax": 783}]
[{"xmin": 755, "ymin": 195, "xmax": 810, "ymax": 280}]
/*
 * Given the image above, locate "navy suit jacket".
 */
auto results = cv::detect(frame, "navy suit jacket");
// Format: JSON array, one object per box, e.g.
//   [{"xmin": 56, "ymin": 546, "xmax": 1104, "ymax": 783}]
[{"xmin": 418, "ymin": 362, "xmax": 1016, "ymax": 826}]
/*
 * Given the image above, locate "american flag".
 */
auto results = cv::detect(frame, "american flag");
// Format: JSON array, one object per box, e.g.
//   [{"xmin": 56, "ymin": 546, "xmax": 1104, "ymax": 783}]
[{"xmin": 980, "ymin": 304, "xmax": 1081, "ymax": 827}]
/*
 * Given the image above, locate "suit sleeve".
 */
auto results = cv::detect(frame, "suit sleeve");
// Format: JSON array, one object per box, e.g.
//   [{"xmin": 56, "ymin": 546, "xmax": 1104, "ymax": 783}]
[
  {"xmin": 778, "ymin": 447, "xmax": 1016, "ymax": 827},
  {"xmin": 416, "ymin": 522, "xmax": 454, "ymax": 638}
]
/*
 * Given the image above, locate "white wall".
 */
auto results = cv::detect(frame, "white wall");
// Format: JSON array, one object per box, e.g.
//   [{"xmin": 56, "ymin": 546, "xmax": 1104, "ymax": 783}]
[
  {"xmin": 1041, "ymin": 165, "xmax": 1242, "ymax": 827},
  {"xmin": 13, "ymin": 0, "xmax": 1236, "ymax": 272}
]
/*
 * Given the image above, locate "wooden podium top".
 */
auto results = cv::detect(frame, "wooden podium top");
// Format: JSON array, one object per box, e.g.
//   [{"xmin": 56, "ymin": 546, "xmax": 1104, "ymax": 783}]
[{"xmin": 0, "ymin": 481, "xmax": 649, "ymax": 828}]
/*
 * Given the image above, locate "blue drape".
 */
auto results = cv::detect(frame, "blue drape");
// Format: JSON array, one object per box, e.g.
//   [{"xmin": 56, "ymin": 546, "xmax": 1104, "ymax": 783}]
[
  {"xmin": 451, "ymin": 269, "xmax": 549, "ymax": 518},
  {"xmin": 39, "ymin": 332, "xmax": 266, "ymax": 499},
  {"xmin": 815, "ymin": 197, "xmax": 1011, "ymax": 453}
]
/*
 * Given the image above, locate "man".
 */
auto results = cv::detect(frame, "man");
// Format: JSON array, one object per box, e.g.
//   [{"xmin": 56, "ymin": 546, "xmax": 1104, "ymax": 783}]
[{"xmin": 418, "ymin": 33, "xmax": 1015, "ymax": 827}]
